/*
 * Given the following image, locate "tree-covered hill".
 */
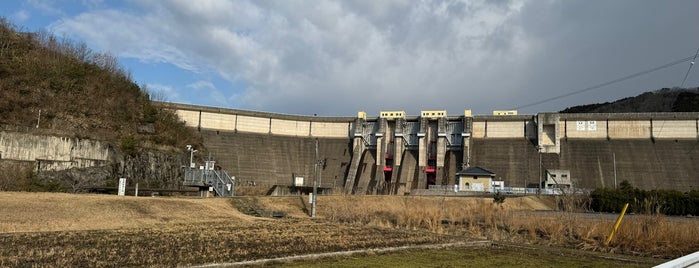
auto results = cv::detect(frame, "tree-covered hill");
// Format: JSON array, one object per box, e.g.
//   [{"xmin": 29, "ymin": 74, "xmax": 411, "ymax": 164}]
[
  {"xmin": 560, "ymin": 87, "xmax": 699, "ymax": 113},
  {"xmin": 0, "ymin": 18, "xmax": 199, "ymax": 151}
]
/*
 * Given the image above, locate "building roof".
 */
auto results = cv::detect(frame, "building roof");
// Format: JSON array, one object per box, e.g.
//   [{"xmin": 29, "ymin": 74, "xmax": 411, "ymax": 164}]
[{"xmin": 456, "ymin": 166, "xmax": 495, "ymax": 176}]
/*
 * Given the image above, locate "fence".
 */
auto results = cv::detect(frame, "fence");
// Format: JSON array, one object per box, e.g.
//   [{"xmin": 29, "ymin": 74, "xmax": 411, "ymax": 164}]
[{"xmin": 426, "ymin": 185, "xmax": 590, "ymax": 196}]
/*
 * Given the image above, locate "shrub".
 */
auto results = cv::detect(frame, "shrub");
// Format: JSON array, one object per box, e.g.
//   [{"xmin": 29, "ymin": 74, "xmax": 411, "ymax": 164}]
[
  {"xmin": 590, "ymin": 180, "xmax": 698, "ymax": 216},
  {"xmin": 493, "ymin": 192, "xmax": 506, "ymax": 204}
]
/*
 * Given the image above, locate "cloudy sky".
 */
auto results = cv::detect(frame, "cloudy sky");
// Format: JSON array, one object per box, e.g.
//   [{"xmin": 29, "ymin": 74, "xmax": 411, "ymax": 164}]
[{"xmin": 2, "ymin": 1, "xmax": 698, "ymax": 116}]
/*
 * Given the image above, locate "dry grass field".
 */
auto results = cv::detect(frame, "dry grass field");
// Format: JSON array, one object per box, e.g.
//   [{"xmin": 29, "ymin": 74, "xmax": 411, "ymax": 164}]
[
  {"xmin": 315, "ymin": 195, "xmax": 699, "ymax": 259},
  {"xmin": 0, "ymin": 192, "xmax": 251, "ymax": 232},
  {"xmin": 0, "ymin": 192, "xmax": 695, "ymax": 267}
]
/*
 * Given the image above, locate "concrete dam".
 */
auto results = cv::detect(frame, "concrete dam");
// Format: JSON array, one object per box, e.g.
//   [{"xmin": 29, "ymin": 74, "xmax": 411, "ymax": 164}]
[{"xmin": 164, "ymin": 103, "xmax": 699, "ymax": 194}]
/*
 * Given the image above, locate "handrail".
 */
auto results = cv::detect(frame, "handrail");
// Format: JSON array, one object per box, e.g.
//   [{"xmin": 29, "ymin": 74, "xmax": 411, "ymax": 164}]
[{"xmin": 183, "ymin": 169, "xmax": 235, "ymax": 197}]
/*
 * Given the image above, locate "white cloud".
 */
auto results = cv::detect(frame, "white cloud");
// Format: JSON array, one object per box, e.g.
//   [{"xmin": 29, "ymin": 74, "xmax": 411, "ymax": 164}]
[
  {"xmin": 46, "ymin": 0, "xmax": 699, "ymax": 115},
  {"xmin": 186, "ymin": 80, "xmax": 231, "ymax": 107},
  {"xmin": 27, "ymin": 0, "xmax": 64, "ymax": 16},
  {"xmin": 11, "ymin": 10, "xmax": 30, "ymax": 22},
  {"xmin": 187, "ymin": 81, "xmax": 216, "ymax": 91},
  {"xmin": 145, "ymin": 83, "xmax": 178, "ymax": 102},
  {"xmin": 50, "ymin": 9, "xmax": 199, "ymax": 72}
]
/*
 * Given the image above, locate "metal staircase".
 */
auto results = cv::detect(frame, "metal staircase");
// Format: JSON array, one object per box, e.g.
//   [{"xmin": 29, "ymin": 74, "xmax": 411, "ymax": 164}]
[{"xmin": 184, "ymin": 161, "xmax": 235, "ymax": 197}]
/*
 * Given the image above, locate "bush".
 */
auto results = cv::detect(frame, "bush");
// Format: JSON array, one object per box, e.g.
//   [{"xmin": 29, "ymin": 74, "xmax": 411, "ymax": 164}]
[
  {"xmin": 493, "ymin": 192, "xmax": 506, "ymax": 204},
  {"xmin": 590, "ymin": 180, "xmax": 698, "ymax": 216},
  {"xmin": 120, "ymin": 135, "xmax": 138, "ymax": 156}
]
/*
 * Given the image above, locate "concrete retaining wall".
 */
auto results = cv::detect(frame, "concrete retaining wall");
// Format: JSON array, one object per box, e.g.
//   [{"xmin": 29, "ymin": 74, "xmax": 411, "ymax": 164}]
[
  {"xmin": 0, "ymin": 130, "xmax": 188, "ymax": 191},
  {"xmin": 0, "ymin": 131, "xmax": 111, "ymax": 171}
]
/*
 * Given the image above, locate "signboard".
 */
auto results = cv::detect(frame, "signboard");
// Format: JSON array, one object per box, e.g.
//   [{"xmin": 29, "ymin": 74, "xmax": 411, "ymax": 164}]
[
  {"xmin": 577, "ymin": 121, "xmax": 597, "ymax": 131},
  {"xmin": 587, "ymin": 121, "xmax": 597, "ymax": 131},
  {"xmin": 576, "ymin": 121, "xmax": 586, "ymax": 131},
  {"xmin": 117, "ymin": 178, "xmax": 126, "ymax": 196},
  {"xmin": 294, "ymin": 176, "xmax": 304, "ymax": 186}
]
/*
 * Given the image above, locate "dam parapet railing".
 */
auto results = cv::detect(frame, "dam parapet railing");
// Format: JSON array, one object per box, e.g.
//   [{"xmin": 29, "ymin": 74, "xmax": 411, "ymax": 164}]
[{"xmin": 418, "ymin": 185, "xmax": 591, "ymax": 196}]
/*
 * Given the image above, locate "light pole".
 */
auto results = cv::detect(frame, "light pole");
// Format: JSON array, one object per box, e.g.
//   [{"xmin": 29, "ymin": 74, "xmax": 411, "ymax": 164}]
[
  {"xmin": 186, "ymin": 145, "xmax": 197, "ymax": 169},
  {"xmin": 312, "ymin": 139, "xmax": 319, "ymax": 218}
]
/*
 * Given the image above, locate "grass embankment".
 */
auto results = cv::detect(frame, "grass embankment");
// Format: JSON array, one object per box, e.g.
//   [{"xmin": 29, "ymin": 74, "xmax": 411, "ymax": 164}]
[{"xmin": 0, "ymin": 192, "xmax": 250, "ymax": 232}]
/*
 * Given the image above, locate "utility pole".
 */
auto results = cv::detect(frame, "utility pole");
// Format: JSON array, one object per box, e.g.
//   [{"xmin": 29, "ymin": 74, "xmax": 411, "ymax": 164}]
[
  {"xmin": 613, "ymin": 152, "xmax": 617, "ymax": 189},
  {"xmin": 538, "ymin": 146, "xmax": 542, "ymax": 195},
  {"xmin": 311, "ymin": 139, "xmax": 319, "ymax": 218},
  {"xmin": 36, "ymin": 109, "xmax": 41, "ymax": 128}
]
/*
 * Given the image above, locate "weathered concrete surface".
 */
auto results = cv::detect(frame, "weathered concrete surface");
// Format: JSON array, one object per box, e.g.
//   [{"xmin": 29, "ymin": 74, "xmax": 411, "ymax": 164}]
[
  {"xmin": 198, "ymin": 130, "xmax": 352, "ymax": 189},
  {"xmin": 0, "ymin": 131, "xmax": 187, "ymax": 191},
  {"xmin": 470, "ymin": 138, "xmax": 699, "ymax": 190},
  {"xmin": 0, "ymin": 131, "xmax": 111, "ymax": 171},
  {"xmin": 559, "ymin": 139, "xmax": 699, "ymax": 190},
  {"xmin": 165, "ymin": 102, "xmax": 355, "ymax": 138}
]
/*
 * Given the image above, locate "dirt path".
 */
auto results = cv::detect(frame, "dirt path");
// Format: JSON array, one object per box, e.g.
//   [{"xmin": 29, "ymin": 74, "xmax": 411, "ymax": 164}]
[{"xmin": 190, "ymin": 241, "xmax": 492, "ymax": 267}]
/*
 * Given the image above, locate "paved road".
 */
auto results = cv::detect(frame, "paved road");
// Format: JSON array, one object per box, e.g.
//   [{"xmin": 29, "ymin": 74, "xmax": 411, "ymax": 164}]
[{"xmin": 515, "ymin": 210, "xmax": 698, "ymax": 223}]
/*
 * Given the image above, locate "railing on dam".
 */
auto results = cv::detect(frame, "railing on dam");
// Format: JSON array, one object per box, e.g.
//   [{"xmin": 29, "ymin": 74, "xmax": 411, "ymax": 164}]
[{"xmin": 426, "ymin": 185, "xmax": 589, "ymax": 196}]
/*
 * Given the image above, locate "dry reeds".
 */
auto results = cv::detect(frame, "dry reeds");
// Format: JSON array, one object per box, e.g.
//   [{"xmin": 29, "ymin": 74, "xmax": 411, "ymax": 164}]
[{"xmin": 318, "ymin": 195, "xmax": 699, "ymax": 259}]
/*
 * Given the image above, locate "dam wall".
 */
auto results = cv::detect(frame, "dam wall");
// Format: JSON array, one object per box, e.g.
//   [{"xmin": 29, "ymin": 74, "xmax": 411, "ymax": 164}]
[
  {"xmin": 559, "ymin": 113, "xmax": 699, "ymax": 140},
  {"xmin": 199, "ymin": 130, "xmax": 351, "ymax": 189},
  {"xmin": 166, "ymin": 103, "xmax": 355, "ymax": 138},
  {"xmin": 160, "ymin": 102, "xmax": 698, "ymax": 192},
  {"xmin": 469, "ymin": 138, "xmax": 699, "ymax": 190}
]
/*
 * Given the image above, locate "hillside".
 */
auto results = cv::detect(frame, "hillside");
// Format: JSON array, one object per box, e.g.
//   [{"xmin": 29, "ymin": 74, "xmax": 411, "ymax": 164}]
[
  {"xmin": 560, "ymin": 87, "xmax": 699, "ymax": 113},
  {"xmin": 0, "ymin": 18, "xmax": 198, "ymax": 151},
  {"xmin": 0, "ymin": 18, "xmax": 202, "ymax": 192}
]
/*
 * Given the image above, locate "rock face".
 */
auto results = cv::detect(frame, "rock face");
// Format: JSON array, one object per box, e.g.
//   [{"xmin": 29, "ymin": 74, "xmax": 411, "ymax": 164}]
[
  {"xmin": 0, "ymin": 130, "xmax": 187, "ymax": 192},
  {"xmin": 112, "ymin": 150, "xmax": 187, "ymax": 190}
]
